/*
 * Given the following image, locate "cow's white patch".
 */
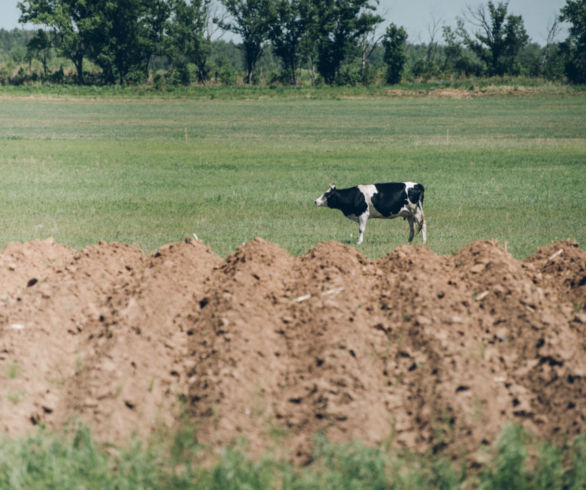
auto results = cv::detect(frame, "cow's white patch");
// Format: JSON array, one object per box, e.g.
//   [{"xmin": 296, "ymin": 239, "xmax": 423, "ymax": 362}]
[{"xmin": 358, "ymin": 185, "xmax": 386, "ymax": 218}]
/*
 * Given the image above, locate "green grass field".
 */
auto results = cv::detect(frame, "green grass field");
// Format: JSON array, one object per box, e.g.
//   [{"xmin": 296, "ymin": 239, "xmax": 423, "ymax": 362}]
[{"xmin": 0, "ymin": 88, "xmax": 584, "ymax": 258}]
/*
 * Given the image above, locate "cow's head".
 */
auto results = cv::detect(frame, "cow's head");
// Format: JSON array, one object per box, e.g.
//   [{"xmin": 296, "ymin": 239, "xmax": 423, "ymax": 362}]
[{"xmin": 314, "ymin": 184, "xmax": 336, "ymax": 207}]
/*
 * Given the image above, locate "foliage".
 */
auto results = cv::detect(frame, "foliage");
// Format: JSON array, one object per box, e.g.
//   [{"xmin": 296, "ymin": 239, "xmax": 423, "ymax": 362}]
[
  {"xmin": 312, "ymin": 0, "xmax": 382, "ymax": 85},
  {"xmin": 17, "ymin": 0, "xmax": 97, "ymax": 83},
  {"xmin": 453, "ymin": 1, "xmax": 529, "ymax": 76},
  {"xmin": 382, "ymin": 23, "xmax": 407, "ymax": 84},
  {"xmin": 217, "ymin": 0, "xmax": 272, "ymax": 84},
  {"xmin": 4, "ymin": 0, "xmax": 578, "ymax": 86},
  {"xmin": 91, "ymin": 0, "xmax": 168, "ymax": 84},
  {"xmin": 18, "ymin": 0, "xmax": 168, "ymax": 85},
  {"xmin": 166, "ymin": 0, "xmax": 212, "ymax": 84},
  {"xmin": 478, "ymin": 425, "xmax": 586, "ymax": 489},
  {"xmin": 266, "ymin": 0, "xmax": 313, "ymax": 85},
  {"xmin": 0, "ymin": 424, "xmax": 584, "ymax": 489},
  {"xmin": 25, "ymin": 29, "xmax": 52, "ymax": 77},
  {"xmin": 0, "ymin": 29, "xmax": 34, "ymax": 56},
  {"xmin": 442, "ymin": 25, "xmax": 484, "ymax": 77},
  {"xmin": 559, "ymin": 0, "xmax": 586, "ymax": 84}
]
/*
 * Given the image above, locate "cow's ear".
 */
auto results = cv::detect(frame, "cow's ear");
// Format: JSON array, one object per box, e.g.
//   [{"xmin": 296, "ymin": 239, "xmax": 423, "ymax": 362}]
[{"xmin": 329, "ymin": 183, "xmax": 336, "ymax": 190}]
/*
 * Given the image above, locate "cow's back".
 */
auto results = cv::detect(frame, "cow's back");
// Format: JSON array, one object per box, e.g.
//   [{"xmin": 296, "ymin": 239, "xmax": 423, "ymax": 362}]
[{"xmin": 368, "ymin": 182, "xmax": 410, "ymax": 217}]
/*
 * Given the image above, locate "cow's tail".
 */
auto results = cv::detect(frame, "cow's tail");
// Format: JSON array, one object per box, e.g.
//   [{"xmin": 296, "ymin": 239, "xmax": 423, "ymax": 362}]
[{"xmin": 413, "ymin": 184, "xmax": 426, "ymax": 243}]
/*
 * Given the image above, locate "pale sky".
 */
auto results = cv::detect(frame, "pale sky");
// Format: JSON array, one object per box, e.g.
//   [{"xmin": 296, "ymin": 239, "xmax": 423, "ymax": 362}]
[{"xmin": 0, "ymin": 0, "xmax": 568, "ymax": 46}]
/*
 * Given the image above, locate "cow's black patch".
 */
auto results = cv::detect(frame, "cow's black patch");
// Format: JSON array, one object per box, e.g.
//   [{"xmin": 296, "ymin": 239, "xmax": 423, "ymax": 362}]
[
  {"xmin": 326, "ymin": 187, "xmax": 368, "ymax": 217},
  {"xmin": 371, "ymin": 183, "xmax": 409, "ymax": 217},
  {"xmin": 408, "ymin": 183, "xmax": 425, "ymax": 205}
]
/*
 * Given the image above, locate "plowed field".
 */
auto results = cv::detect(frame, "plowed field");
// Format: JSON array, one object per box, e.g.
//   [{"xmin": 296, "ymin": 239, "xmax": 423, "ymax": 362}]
[{"xmin": 1, "ymin": 238, "xmax": 584, "ymax": 464}]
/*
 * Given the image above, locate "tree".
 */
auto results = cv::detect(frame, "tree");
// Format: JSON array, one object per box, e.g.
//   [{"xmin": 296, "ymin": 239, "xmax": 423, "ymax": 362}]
[
  {"xmin": 441, "ymin": 25, "xmax": 483, "ymax": 77},
  {"xmin": 88, "ymin": 0, "xmax": 170, "ymax": 84},
  {"xmin": 382, "ymin": 23, "xmax": 407, "ymax": 84},
  {"xmin": 539, "ymin": 17, "xmax": 564, "ymax": 79},
  {"xmin": 217, "ymin": 0, "xmax": 271, "ymax": 83},
  {"xmin": 455, "ymin": 1, "xmax": 529, "ymax": 76},
  {"xmin": 18, "ymin": 0, "xmax": 100, "ymax": 83},
  {"xmin": 142, "ymin": 0, "xmax": 172, "ymax": 80},
  {"xmin": 91, "ymin": 0, "xmax": 143, "ymax": 84},
  {"xmin": 18, "ymin": 0, "xmax": 168, "ymax": 85},
  {"xmin": 425, "ymin": 16, "xmax": 442, "ymax": 69},
  {"xmin": 266, "ymin": 0, "xmax": 312, "ymax": 85},
  {"xmin": 559, "ymin": 0, "xmax": 586, "ymax": 83},
  {"xmin": 409, "ymin": 17, "xmax": 443, "ymax": 79},
  {"xmin": 166, "ymin": 0, "xmax": 212, "ymax": 84},
  {"xmin": 358, "ymin": 12, "xmax": 384, "ymax": 84},
  {"xmin": 26, "ymin": 29, "xmax": 52, "ymax": 77},
  {"xmin": 310, "ymin": 0, "xmax": 382, "ymax": 85}
]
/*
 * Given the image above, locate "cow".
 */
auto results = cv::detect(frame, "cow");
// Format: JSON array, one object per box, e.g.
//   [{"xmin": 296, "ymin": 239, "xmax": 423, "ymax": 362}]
[{"xmin": 314, "ymin": 182, "xmax": 426, "ymax": 245}]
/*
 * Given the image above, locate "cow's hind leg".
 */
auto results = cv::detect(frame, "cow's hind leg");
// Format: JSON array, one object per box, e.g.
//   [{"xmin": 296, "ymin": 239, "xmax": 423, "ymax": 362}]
[{"xmin": 416, "ymin": 206, "xmax": 426, "ymax": 244}]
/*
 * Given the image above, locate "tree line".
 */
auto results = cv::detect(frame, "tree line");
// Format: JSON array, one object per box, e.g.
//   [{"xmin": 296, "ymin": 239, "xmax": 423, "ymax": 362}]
[{"xmin": 5, "ymin": 0, "xmax": 586, "ymax": 86}]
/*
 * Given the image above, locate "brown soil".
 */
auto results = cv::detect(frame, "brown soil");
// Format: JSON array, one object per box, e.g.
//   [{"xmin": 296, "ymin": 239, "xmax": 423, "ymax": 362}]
[{"xmin": 1, "ymin": 237, "xmax": 584, "ymax": 464}]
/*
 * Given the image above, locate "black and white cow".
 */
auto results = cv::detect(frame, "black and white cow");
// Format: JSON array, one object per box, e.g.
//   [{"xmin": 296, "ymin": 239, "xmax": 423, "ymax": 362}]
[{"xmin": 314, "ymin": 182, "xmax": 426, "ymax": 245}]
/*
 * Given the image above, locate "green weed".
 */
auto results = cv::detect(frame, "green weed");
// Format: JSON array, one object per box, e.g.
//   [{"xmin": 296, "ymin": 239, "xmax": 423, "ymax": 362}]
[
  {"xmin": 0, "ymin": 423, "xmax": 585, "ymax": 489},
  {"xmin": 6, "ymin": 363, "xmax": 20, "ymax": 379}
]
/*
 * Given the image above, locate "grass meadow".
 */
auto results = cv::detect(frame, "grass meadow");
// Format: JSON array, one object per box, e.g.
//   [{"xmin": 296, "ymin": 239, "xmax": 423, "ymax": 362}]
[{"xmin": 0, "ymin": 88, "xmax": 584, "ymax": 258}]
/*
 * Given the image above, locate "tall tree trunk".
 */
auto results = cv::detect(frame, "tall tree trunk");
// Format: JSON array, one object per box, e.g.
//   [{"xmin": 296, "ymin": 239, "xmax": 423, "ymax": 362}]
[{"xmin": 74, "ymin": 55, "xmax": 84, "ymax": 85}]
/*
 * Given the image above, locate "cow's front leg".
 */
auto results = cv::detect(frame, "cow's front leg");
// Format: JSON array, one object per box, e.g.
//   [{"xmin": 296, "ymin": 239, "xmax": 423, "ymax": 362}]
[{"xmin": 357, "ymin": 213, "xmax": 368, "ymax": 245}]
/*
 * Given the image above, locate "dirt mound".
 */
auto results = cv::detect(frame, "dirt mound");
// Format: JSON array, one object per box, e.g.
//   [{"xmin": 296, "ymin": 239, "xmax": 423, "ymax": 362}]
[
  {"xmin": 1, "ymin": 237, "xmax": 584, "ymax": 465},
  {"xmin": 524, "ymin": 240, "xmax": 586, "ymax": 309}
]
